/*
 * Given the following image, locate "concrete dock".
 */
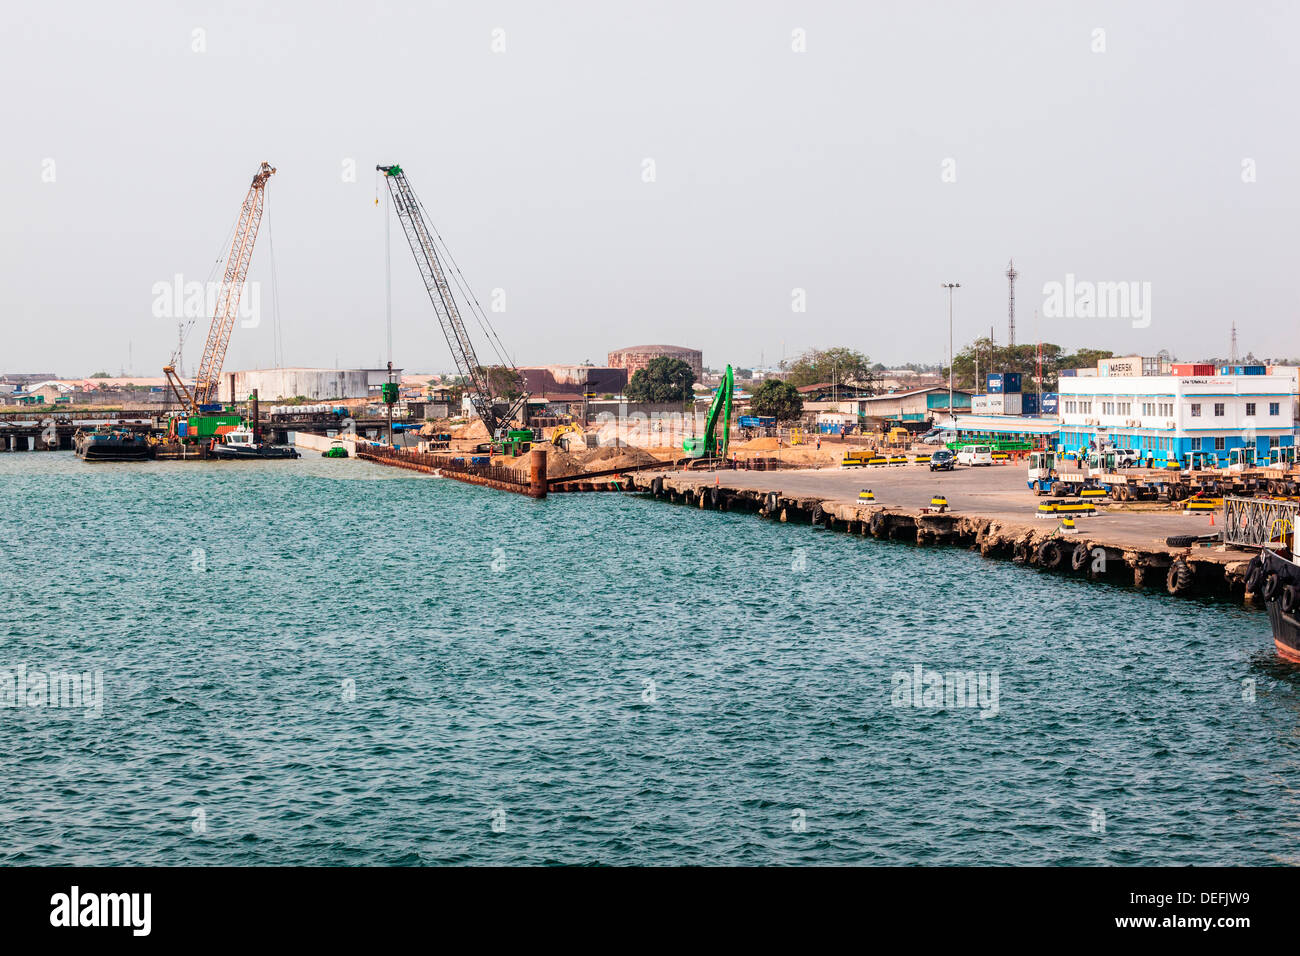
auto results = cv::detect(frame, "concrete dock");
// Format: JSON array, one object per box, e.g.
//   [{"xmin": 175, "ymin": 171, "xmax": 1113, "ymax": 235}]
[{"xmin": 627, "ymin": 462, "xmax": 1258, "ymax": 601}]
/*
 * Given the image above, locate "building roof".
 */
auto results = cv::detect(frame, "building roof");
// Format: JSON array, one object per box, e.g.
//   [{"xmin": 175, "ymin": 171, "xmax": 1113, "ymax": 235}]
[
  {"xmin": 609, "ymin": 344, "xmax": 699, "ymax": 352},
  {"xmin": 852, "ymin": 386, "xmax": 971, "ymax": 401}
]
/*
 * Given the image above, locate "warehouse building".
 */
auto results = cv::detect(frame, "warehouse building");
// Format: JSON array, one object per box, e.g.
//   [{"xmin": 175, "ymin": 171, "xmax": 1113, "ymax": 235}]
[
  {"xmin": 836, "ymin": 386, "xmax": 973, "ymax": 424},
  {"xmin": 518, "ymin": 365, "xmax": 627, "ymax": 397},
  {"xmin": 1056, "ymin": 365, "xmax": 1297, "ymax": 462}
]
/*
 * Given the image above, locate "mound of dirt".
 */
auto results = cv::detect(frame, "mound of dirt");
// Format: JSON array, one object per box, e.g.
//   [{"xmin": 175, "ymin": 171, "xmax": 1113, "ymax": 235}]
[
  {"xmin": 502, "ymin": 446, "xmax": 586, "ymax": 478},
  {"xmin": 737, "ymin": 437, "xmax": 779, "ymax": 451},
  {"xmin": 452, "ymin": 420, "xmax": 490, "ymax": 440},
  {"xmin": 579, "ymin": 445, "xmax": 663, "ymax": 467}
]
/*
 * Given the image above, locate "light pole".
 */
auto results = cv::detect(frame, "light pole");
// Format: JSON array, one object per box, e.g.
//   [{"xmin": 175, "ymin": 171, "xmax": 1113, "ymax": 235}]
[{"xmin": 942, "ymin": 283, "xmax": 961, "ymax": 425}]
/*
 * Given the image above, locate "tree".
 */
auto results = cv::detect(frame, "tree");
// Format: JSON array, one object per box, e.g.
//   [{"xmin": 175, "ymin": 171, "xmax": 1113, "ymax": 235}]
[
  {"xmin": 780, "ymin": 347, "xmax": 874, "ymax": 390},
  {"xmin": 946, "ymin": 338, "xmax": 1114, "ymax": 391},
  {"xmin": 475, "ymin": 365, "xmax": 524, "ymax": 400},
  {"xmin": 749, "ymin": 379, "xmax": 804, "ymax": 422},
  {"xmin": 625, "ymin": 357, "xmax": 695, "ymax": 403},
  {"xmin": 89, "ymin": 371, "xmax": 110, "ymax": 378}
]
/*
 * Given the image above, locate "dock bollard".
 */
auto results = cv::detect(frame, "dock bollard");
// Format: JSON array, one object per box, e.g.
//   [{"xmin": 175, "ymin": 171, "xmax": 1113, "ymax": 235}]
[
  {"xmin": 1059, "ymin": 516, "xmax": 1078, "ymax": 534},
  {"xmin": 930, "ymin": 495, "xmax": 948, "ymax": 513},
  {"xmin": 858, "ymin": 488, "xmax": 875, "ymax": 501}
]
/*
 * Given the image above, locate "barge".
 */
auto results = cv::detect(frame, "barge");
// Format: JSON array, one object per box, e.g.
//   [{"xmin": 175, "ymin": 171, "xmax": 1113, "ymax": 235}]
[{"xmin": 73, "ymin": 426, "xmax": 150, "ymax": 462}]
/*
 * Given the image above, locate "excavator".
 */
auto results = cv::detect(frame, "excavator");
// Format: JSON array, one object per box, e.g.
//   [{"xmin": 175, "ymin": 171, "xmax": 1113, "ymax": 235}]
[{"xmin": 682, "ymin": 365, "xmax": 733, "ymax": 464}]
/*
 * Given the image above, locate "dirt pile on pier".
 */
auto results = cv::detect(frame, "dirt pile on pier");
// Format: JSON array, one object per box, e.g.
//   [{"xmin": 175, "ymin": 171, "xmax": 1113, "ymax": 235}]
[
  {"xmin": 500, "ymin": 442, "xmax": 668, "ymax": 479},
  {"xmin": 451, "ymin": 420, "xmax": 491, "ymax": 440},
  {"xmin": 736, "ymin": 437, "xmax": 779, "ymax": 451},
  {"xmin": 581, "ymin": 445, "xmax": 665, "ymax": 469}
]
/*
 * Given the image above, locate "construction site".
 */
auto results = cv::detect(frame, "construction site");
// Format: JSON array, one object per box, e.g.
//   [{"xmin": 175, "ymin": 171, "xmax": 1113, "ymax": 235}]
[{"xmin": 6, "ymin": 157, "xmax": 1298, "ymax": 633}]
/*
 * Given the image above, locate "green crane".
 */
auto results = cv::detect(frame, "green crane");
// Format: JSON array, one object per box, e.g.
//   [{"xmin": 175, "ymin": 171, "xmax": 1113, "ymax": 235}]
[{"xmin": 683, "ymin": 365, "xmax": 733, "ymax": 460}]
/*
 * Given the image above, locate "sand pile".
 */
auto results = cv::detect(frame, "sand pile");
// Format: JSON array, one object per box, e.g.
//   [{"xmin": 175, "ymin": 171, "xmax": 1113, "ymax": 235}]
[
  {"xmin": 737, "ymin": 437, "xmax": 779, "ymax": 451},
  {"xmin": 501, "ymin": 445, "xmax": 586, "ymax": 478},
  {"xmin": 452, "ymin": 420, "xmax": 490, "ymax": 440},
  {"xmin": 580, "ymin": 445, "xmax": 663, "ymax": 468}
]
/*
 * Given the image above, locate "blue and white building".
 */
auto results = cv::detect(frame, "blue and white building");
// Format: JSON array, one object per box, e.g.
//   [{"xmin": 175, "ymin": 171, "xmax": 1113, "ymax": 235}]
[{"xmin": 1057, "ymin": 367, "xmax": 1297, "ymax": 463}]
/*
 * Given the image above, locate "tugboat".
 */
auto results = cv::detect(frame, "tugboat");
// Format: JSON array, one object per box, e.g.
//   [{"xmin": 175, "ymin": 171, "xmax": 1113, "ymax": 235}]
[
  {"xmin": 1245, "ymin": 521, "xmax": 1300, "ymax": 662},
  {"xmin": 74, "ymin": 426, "xmax": 150, "ymax": 461},
  {"xmin": 209, "ymin": 425, "xmax": 300, "ymax": 460},
  {"xmin": 321, "ymin": 439, "xmax": 349, "ymax": 458}
]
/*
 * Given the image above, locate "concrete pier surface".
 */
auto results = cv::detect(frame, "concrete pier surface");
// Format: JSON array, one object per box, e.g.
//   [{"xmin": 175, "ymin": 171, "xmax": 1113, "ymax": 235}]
[
  {"xmin": 633, "ymin": 462, "xmax": 1224, "ymax": 555},
  {"xmin": 628, "ymin": 461, "xmax": 1257, "ymax": 600}
]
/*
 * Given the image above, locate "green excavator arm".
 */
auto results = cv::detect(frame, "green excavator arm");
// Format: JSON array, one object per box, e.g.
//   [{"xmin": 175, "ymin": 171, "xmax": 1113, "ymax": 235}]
[{"xmin": 683, "ymin": 365, "xmax": 733, "ymax": 459}]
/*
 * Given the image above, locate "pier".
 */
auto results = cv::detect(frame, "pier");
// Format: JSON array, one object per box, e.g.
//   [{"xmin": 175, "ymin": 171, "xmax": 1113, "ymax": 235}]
[{"xmin": 627, "ymin": 463, "xmax": 1270, "ymax": 602}]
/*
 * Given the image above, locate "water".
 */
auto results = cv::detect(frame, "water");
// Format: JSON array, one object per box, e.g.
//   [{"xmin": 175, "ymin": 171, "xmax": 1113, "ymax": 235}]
[{"xmin": 1, "ymin": 452, "xmax": 1297, "ymax": 865}]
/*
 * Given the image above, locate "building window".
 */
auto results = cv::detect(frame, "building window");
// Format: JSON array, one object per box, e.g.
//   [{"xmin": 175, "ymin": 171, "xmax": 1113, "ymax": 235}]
[
  {"xmin": 1214, "ymin": 402, "xmax": 1225, "ymax": 417},
  {"xmin": 1270, "ymin": 402, "xmax": 1280, "ymax": 416},
  {"xmin": 1245, "ymin": 402, "xmax": 1256, "ymax": 417},
  {"xmin": 1271, "ymin": 437, "xmax": 1280, "ymax": 448},
  {"xmin": 1214, "ymin": 437, "xmax": 1226, "ymax": 451},
  {"xmin": 1191, "ymin": 437, "xmax": 1201, "ymax": 451},
  {"xmin": 1190, "ymin": 403, "xmax": 1201, "ymax": 417}
]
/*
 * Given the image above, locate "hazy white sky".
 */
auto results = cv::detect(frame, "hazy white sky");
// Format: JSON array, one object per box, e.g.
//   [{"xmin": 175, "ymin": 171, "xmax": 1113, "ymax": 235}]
[{"xmin": 2, "ymin": 0, "xmax": 1296, "ymax": 377}]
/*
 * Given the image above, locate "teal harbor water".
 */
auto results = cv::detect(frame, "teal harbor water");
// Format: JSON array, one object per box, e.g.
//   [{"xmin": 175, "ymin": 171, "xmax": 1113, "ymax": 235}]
[{"xmin": 1, "ymin": 452, "xmax": 1297, "ymax": 865}]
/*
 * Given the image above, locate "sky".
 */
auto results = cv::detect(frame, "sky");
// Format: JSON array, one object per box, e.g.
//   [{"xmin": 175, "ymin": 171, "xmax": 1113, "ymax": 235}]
[{"xmin": 2, "ymin": 0, "xmax": 1297, "ymax": 378}]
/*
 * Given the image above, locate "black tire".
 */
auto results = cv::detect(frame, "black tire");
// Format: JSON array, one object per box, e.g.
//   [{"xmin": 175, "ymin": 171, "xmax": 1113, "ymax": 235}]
[
  {"xmin": 1263, "ymin": 572, "xmax": 1283, "ymax": 601},
  {"xmin": 1166, "ymin": 559, "xmax": 1193, "ymax": 595},
  {"xmin": 1165, "ymin": 535, "xmax": 1196, "ymax": 548},
  {"xmin": 1244, "ymin": 556, "xmax": 1265, "ymax": 594},
  {"xmin": 1038, "ymin": 539, "xmax": 1064, "ymax": 570},
  {"xmin": 1282, "ymin": 584, "xmax": 1300, "ymax": 616},
  {"xmin": 1071, "ymin": 542, "xmax": 1091, "ymax": 572},
  {"xmin": 1050, "ymin": 482, "xmax": 1067, "ymax": 497},
  {"xmin": 1168, "ymin": 484, "xmax": 1188, "ymax": 502}
]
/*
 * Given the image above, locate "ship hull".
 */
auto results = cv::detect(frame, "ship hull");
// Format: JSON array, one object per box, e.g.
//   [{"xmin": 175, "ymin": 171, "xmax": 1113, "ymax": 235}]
[
  {"xmin": 210, "ymin": 444, "xmax": 300, "ymax": 460},
  {"xmin": 1257, "ymin": 550, "xmax": 1300, "ymax": 662},
  {"xmin": 75, "ymin": 435, "xmax": 150, "ymax": 461}
]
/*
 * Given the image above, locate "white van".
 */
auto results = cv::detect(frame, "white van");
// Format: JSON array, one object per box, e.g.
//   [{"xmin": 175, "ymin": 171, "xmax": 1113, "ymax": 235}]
[{"xmin": 956, "ymin": 444, "xmax": 993, "ymax": 466}]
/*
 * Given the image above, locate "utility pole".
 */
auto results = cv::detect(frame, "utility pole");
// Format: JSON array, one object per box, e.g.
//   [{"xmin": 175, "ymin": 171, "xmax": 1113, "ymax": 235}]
[{"xmin": 942, "ymin": 283, "xmax": 961, "ymax": 422}]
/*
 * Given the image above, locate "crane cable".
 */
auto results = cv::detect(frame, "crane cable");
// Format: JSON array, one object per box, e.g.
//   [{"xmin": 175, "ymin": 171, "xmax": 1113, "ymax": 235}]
[
  {"xmin": 264, "ymin": 191, "xmax": 284, "ymax": 369},
  {"xmin": 171, "ymin": 213, "xmax": 239, "ymax": 369},
  {"xmin": 410, "ymin": 190, "xmax": 516, "ymax": 372}
]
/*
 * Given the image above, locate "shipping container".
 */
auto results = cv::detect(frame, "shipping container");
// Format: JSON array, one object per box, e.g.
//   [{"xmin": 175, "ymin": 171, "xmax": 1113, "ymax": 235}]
[
  {"xmin": 986, "ymin": 374, "xmax": 1004, "ymax": 394},
  {"xmin": 973, "ymin": 393, "xmax": 1022, "ymax": 414},
  {"xmin": 1021, "ymin": 393, "xmax": 1039, "ymax": 415},
  {"xmin": 1002, "ymin": 372, "xmax": 1022, "ymax": 393},
  {"xmin": 1243, "ymin": 365, "xmax": 1266, "ymax": 375},
  {"xmin": 187, "ymin": 414, "xmax": 242, "ymax": 438},
  {"xmin": 1059, "ymin": 369, "xmax": 1077, "ymax": 378},
  {"xmin": 1040, "ymin": 393, "xmax": 1060, "ymax": 414},
  {"xmin": 1171, "ymin": 363, "xmax": 1215, "ymax": 376}
]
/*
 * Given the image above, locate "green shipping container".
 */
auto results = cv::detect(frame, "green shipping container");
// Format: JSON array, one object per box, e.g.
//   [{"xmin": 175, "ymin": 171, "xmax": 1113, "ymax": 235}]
[{"xmin": 187, "ymin": 414, "xmax": 243, "ymax": 438}]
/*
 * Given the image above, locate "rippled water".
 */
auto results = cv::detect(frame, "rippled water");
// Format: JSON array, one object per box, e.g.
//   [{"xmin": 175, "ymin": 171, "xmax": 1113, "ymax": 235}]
[{"xmin": 1, "ymin": 452, "xmax": 1297, "ymax": 865}]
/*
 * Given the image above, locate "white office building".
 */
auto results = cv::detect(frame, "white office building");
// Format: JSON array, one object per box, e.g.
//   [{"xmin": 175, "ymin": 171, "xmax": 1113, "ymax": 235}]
[{"xmin": 1057, "ymin": 370, "xmax": 1297, "ymax": 463}]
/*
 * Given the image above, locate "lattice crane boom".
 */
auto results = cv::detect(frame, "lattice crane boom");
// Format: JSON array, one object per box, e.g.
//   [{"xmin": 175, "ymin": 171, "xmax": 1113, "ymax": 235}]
[
  {"xmin": 377, "ymin": 164, "xmax": 525, "ymax": 438},
  {"xmin": 166, "ymin": 161, "xmax": 275, "ymax": 413}
]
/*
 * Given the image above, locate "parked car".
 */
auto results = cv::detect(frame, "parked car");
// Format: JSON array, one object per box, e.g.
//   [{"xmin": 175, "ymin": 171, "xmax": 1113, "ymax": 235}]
[
  {"xmin": 956, "ymin": 444, "xmax": 994, "ymax": 466},
  {"xmin": 1113, "ymin": 448, "xmax": 1142, "ymax": 468},
  {"xmin": 922, "ymin": 433, "xmax": 947, "ymax": 445},
  {"xmin": 929, "ymin": 449, "xmax": 955, "ymax": 472}
]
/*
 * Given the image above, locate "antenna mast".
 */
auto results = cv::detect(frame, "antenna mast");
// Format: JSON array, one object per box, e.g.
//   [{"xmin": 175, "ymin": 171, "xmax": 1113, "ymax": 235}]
[{"xmin": 1006, "ymin": 258, "xmax": 1018, "ymax": 347}]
